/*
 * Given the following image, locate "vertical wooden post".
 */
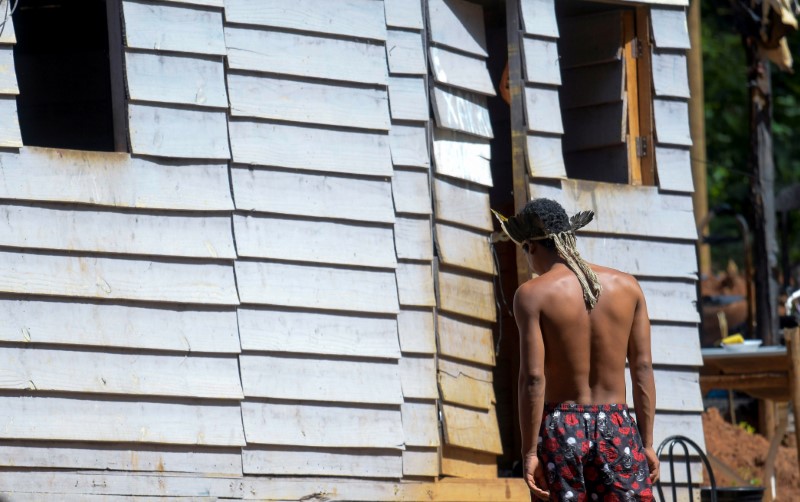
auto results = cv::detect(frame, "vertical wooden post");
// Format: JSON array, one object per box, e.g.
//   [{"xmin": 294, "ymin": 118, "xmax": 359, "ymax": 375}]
[
  {"xmin": 106, "ymin": 0, "xmax": 128, "ymax": 153},
  {"xmin": 786, "ymin": 327, "xmax": 800, "ymax": 480}
]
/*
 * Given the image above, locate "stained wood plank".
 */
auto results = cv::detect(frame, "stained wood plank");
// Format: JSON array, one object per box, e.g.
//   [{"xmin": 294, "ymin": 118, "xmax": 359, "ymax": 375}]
[
  {"xmin": 389, "ymin": 76, "xmax": 428, "ymax": 122},
  {"xmin": 520, "ymin": 0, "xmax": 558, "ymax": 38},
  {"xmin": 232, "ymin": 167, "xmax": 395, "ymax": 223},
  {"xmin": 640, "ymin": 279, "xmax": 699, "ymax": 323},
  {"xmin": 526, "ymin": 135, "xmax": 566, "ymax": 179},
  {"xmin": 428, "ymin": 0, "xmax": 487, "ymax": 57},
  {"xmin": 0, "ymin": 252, "xmax": 238, "ymax": 305},
  {"xmin": 129, "ymin": 104, "xmax": 230, "ymax": 159},
  {"xmin": 654, "ymin": 98, "xmax": 692, "ymax": 146},
  {"xmin": 0, "ymin": 148, "xmax": 233, "ymax": 210},
  {"xmin": 431, "ymin": 86, "xmax": 493, "ymax": 139},
  {"xmin": 402, "ymin": 402, "xmax": 440, "ymax": 447},
  {"xmin": 236, "ymin": 261, "xmax": 399, "ymax": 314},
  {"xmin": 441, "ymin": 445, "xmax": 497, "ymax": 478},
  {"xmin": 430, "ymin": 47, "xmax": 495, "ymax": 96},
  {"xmin": 0, "ymin": 96, "xmax": 21, "ymax": 147},
  {"xmin": 241, "ymin": 401, "xmax": 403, "ymax": 448},
  {"xmin": 225, "ymin": 27, "xmax": 387, "ymax": 86},
  {"xmin": 559, "ymin": 11, "xmax": 623, "ymax": 70},
  {"xmin": 656, "ymin": 146, "xmax": 694, "ymax": 193},
  {"xmin": 437, "ymin": 314, "xmax": 495, "ymax": 366},
  {"xmin": 123, "ymin": 1, "xmax": 226, "ymax": 56},
  {"xmin": 0, "ymin": 205, "xmax": 235, "ymax": 259},
  {"xmin": 395, "ymin": 216, "xmax": 434, "ymax": 261},
  {"xmin": 241, "ymin": 355, "xmax": 403, "ymax": 405},
  {"xmin": 397, "ymin": 309, "xmax": 436, "ymax": 355},
  {"xmin": 403, "ymin": 448, "xmax": 439, "ymax": 477},
  {"xmin": 238, "ymin": 308, "xmax": 400, "ymax": 359},
  {"xmin": 439, "ymin": 361, "xmax": 494, "ymax": 410},
  {"xmin": 384, "ymin": 0, "xmax": 424, "ymax": 30},
  {"xmin": 651, "ymin": 324, "xmax": 703, "ymax": 366},
  {"xmin": 560, "ymin": 61, "xmax": 624, "ymax": 109},
  {"xmin": 224, "ymin": 0, "xmax": 387, "ymax": 41},
  {"xmin": 400, "ymin": 356, "xmax": 438, "ymax": 399},
  {"xmin": 437, "ymin": 269, "xmax": 496, "ymax": 322},
  {"xmin": 435, "ymin": 223, "xmax": 494, "ymax": 275},
  {"xmin": 441, "ymin": 404, "xmax": 503, "ymax": 455},
  {"xmin": 652, "ymin": 51, "xmax": 690, "ymax": 98},
  {"xmin": 433, "ymin": 128, "xmax": 492, "ymax": 187},
  {"xmin": 626, "ymin": 369, "xmax": 702, "ymax": 412},
  {"xmin": 577, "ymin": 235, "xmax": 697, "ymax": 279},
  {"xmin": 521, "ymin": 37, "xmax": 560, "ymax": 86},
  {"xmin": 392, "ymin": 169, "xmax": 432, "ymax": 215},
  {"xmin": 651, "ymin": 7, "xmax": 691, "ymax": 50},
  {"xmin": 125, "ymin": 51, "xmax": 227, "ymax": 108},
  {"xmin": 227, "ymin": 74, "xmax": 390, "ymax": 130},
  {"xmin": 0, "ymin": 396, "xmax": 246, "ymax": 445},
  {"xmin": 433, "ymin": 177, "xmax": 492, "ymax": 231},
  {"xmin": 396, "ymin": 262, "xmax": 436, "ymax": 307},
  {"xmin": 0, "ymin": 47, "xmax": 18, "ymax": 94},
  {"xmin": 524, "ymin": 86, "xmax": 564, "ymax": 135},
  {"xmin": 387, "ymin": 29, "xmax": 426, "ymax": 75},
  {"xmin": 0, "ymin": 299, "xmax": 239, "ymax": 353},
  {"xmin": 562, "ymin": 102, "xmax": 626, "ymax": 151},
  {"xmin": 234, "ymin": 214, "xmax": 396, "ymax": 268},
  {"xmin": 243, "ymin": 447, "xmax": 402, "ymax": 478},
  {"xmin": 652, "ymin": 413, "xmax": 705, "ymax": 451},
  {"xmin": 0, "ymin": 348, "xmax": 243, "ymax": 399},
  {"xmin": 389, "ymin": 124, "xmax": 429, "ymax": 168}
]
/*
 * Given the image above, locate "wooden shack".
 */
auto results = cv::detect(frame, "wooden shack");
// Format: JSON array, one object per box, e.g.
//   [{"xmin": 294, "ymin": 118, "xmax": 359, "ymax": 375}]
[{"xmin": 0, "ymin": 0, "xmax": 702, "ymax": 499}]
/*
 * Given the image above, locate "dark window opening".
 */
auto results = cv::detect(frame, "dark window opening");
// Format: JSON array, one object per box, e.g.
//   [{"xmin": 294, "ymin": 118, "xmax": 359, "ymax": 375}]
[{"xmin": 12, "ymin": 0, "xmax": 125, "ymax": 151}]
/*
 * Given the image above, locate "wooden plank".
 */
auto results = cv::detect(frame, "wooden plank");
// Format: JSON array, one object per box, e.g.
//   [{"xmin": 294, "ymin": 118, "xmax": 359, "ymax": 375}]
[
  {"xmin": 651, "ymin": 324, "xmax": 703, "ymax": 366},
  {"xmin": 0, "ymin": 396, "xmax": 245, "ymax": 445},
  {"xmin": 526, "ymin": 134, "xmax": 566, "ymax": 179},
  {"xmin": 654, "ymin": 98, "xmax": 692, "ymax": 146},
  {"xmin": 156, "ymin": 0, "xmax": 224, "ymax": 6},
  {"xmin": 128, "ymin": 104, "xmax": 230, "ymax": 159},
  {"xmin": 227, "ymin": 73, "xmax": 390, "ymax": 130},
  {"xmin": 225, "ymin": 27, "xmax": 387, "ymax": 86},
  {"xmin": 559, "ymin": 11, "xmax": 623, "ymax": 70},
  {"xmin": 636, "ymin": 6, "xmax": 657, "ymax": 186},
  {"xmin": 563, "ymin": 147, "xmax": 629, "ymax": 184},
  {"xmin": 388, "ymin": 76, "xmax": 428, "ymax": 122},
  {"xmin": 441, "ymin": 404, "xmax": 503, "ymax": 455},
  {"xmin": 433, "ymin": 128, "xmax": 492, "ymax": 187},
  {"xmin": 384, "ymin": 0, "xmax": 424, "ymax": 30},
  {"xmin": 652, "ymin": 413, "xmax": 705, "ymax": 451},
  {"xmin": 562, "ymin": 102, "xmax": 626, "ymax": 151},
  {"xmin": 652, "ymin": 50, "xmax": 690, "ymax": 98},
  {"xmin": 236, "ymin": 261, "xmax": 399, "ymax": 314},
  {"xmin": 626, "ymin": 369, "xmax": 703, "ymax": 412},
  {"xmin": 429, "ymin": 47, "xmax": 495, "ymax": 96},
  {"xmin": 0, "ymin": 348, "xmax": 243, "ymax": 399},
  {"xmin": 441, "ymin": 444, "xmax": 497, "ymax": 478},
  {"xmin": 0, "ymin": 442, "xmax": 242, "ymax": 475},
  {"xmin": 428, "ymin": 0, "xmax": 487, "ymax": 57},
  {"xmin": 395, "ymin": 216, "xmax": 434, "ymax": 261},
  {"xmin": 0, "ymin": 252, "xmax": 239, "ymax": 305},
  {"xmin": 231, "ymin": 167, "xmax": 395, "ymax": 223},
  {"xmin": 0, "ymin": 96, "xmax": 21, "ymax": 147},
  {"xmin": 651, "ymin": 7, "xmax": 691, "ymax": 50},
  {"xmin": 241, "ymin": 401, "xmax": 403, "ymax": 448},
  {"xmin": 241, "ymin": 355, "xmax": 403, "ymax": 405},
  {"xmin": 438, "ymin": 360, "xmax": 495, "ymax": 410},
  {"xmin": 397, "ymin": 308, "xmax": 436, "ymax": 355},
  {"xmin": 623, "ymin": 8, "xmax": 643, "ymax": 185},
  {"xmin": 431, "ymin": 86, "xmax": 493, "ymax": 139},
  {"xmin": 438, "ymin": 356, "xmax": 492, "ymax": 382},
  {"xmin": 437, "ymin": 269, "xmax": 496, "ymax": 322},
  {"xmin": 229, "ymin": 120, "xmax": 391, "ymax": 176},
  {"xmin": 0, "ymin": 47, "xmax": 18, "ymax": 94},
  {"xmin": 0, "ymin": 0, "xmax": 15, "ymax": 44},
  {"xmin": 125, "ymin": 51, "xmax": 227, "ymax": 108},
  {"xmin": 387, "ymin": 29, "xmax": 426, "ymax": 75},
  {"xmin": 0, "ymin": 148, "xmax": 233, "ymax": 211},
  {"xmin": 234, "ymin": 214, "xmax": 396, "ymax": 268},
  {"xmin": 392, "ymin": 169, "xmax": 432, "ymax": 215},
  {"xmin": 437, "ymin": 314, "xmax": 495, "ymax": 366},
  {"xmin": 404, "ymin": 448, "xmax": 439, "ymax": 477},
  {"xmin": 560, "ymin": 61, "xmax": 625, "ymax": 109},
  {"xmin": 656, "ymin": 146, "xmax": 694, "ymax": 193},
  {"xmin": 0, "ymin": 205, "xmax": 235, "ymax": 259},
  {"xmin": 524, "ymin": 86, "xmax": 564, "ymax": 135},
  {"xmin": 396, "ymin": 262, "xmax": 436, "ymax": 307},
  {"xmin": 577, "ymin": 235, "xmax": 697, "ymax": 279},
  {"xmin": 122, "ymin": 1, "xmax": 226, "ymax": 56},
  {"xmin": 433, "ymin": 177, "xmax": 492, "ymax": 231},
  {"xmin": 224, "ymin": 0, "xmax": 386, "ymax": 41},
  {"xmin": 640, "ymin": 279, "xmax": 700, "ymax": 323},
  {"xmin": 402, "ymin": 401, "xmax": 440, "ymax": 447},
  {"xmin": 520, "ymin": 0, "xmax": 558, "ymax": 38},
  {"xmin": 238, "ymin": 308, "xmax": 400, "ymax": 359},
  {"xmin": 389, "ymin": 124, "xmax": 429, "ymax": 168},
  {"xmin": 400, "ymin": 356, "xmax": 438, "ymax": 399},
  {"xmin": 435, "ymin": 223, "xmax": 494, "ymax": 275},
  {"xmin": 521, "ymin": 37, "xmax": 560, "ymax": 86},
  {"xmin": 243, "ymin": 447, "xmax": 402, "ymax": 478}
]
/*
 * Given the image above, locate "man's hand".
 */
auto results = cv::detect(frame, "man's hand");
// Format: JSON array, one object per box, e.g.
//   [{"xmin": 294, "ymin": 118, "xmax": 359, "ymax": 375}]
[
  {"xmin": 523, "ymin": 453, "xmax": 550, "ymax": 500},
  {"xmin": 644, "ymin": 446, "xmax": 660, "ymax": 483}
]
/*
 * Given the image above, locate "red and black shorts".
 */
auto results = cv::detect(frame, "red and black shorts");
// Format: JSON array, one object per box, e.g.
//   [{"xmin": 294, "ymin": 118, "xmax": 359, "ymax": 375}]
[{"xmin": 537, "ymin": 403, "xmax": 653, "ymax": 502}]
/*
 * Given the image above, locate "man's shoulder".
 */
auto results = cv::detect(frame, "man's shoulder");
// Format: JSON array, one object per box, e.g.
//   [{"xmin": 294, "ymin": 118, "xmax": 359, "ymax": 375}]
[{"xmin": 593, "ymin": 265, "xmax": 642, "ymax": 294}]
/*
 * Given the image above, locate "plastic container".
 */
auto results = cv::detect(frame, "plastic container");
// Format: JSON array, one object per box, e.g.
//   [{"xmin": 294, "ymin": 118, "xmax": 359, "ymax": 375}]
[{"xmin": 700, "ymin": 486, "xmax": 765, "ymax": 502}]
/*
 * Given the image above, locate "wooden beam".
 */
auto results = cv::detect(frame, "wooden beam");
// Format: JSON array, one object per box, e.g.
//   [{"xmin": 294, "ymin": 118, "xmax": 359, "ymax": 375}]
[
  {"xmin": 786, "ymin": 328, "xmax": 800, "ymax": 480},
  {"xmin": 636, "ymin": 7, "xmax": 656, "ymax": 185}
]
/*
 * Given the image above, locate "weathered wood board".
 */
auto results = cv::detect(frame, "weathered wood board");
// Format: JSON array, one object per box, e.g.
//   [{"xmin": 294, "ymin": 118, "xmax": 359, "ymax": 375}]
[
  {"xmin": 435, "ymin": 223, "xmax": 494, "ymax": 275},
  {"xmin": 433, "ymin": 177, "xmax": 492, "ymax": 231},
  {"xmin": 392, "ymin": 168, "xmax": 432, "ymax": 215},
  {"xmin": 626, "ymin": 369, "xmax": 703, "ymax": 412},
  {"xmin": 238, "ymin": 308, "xmax": 400, "ymax": 359},
  {"xmin": 123, "ymin": 1, "xmax": 226, "ymax": 56},
  {"xmin": 439, "ymin": 362, "xmax": 495, "ymax": 410},
  {"xmin": 397, "ymin": 308, "xmax": 436, "ymax": 355},
  {"xmin": 560, "ymin": 61, "xmax": 624, "ymax": 110},
  {"xmin": 402, "ymin": 402, "xmax": 440, "ymax": 447},
  {"xmin": 388, "ymin": 76, "xmax": 428, "ymax": 122},
  {"xmin": 387, "ymin": 29, "xmax": 426, "ymax": 75},
  {"xmin": 524, "ymin": 86, "xmax": 564, "ymax": 135},
  {"xmin": 384, "ymin": 0, "xmax": 424, "ymax": 30},
  {"xmin": 400, "ymin": 356, "xmax": 438, "ymax": 399},
  {"xmin": 437, "ymin": 314, "xmax": 495, "ymax": 366},
  {"xmin": 526, "ymin": 135, "xmax": 566, "ymax": 179},
  {"xmin": 243, "ymin": 447, "xmax": 402, "ymax": 478},
  {"xmin": 652, "ymin": 51, "xmax": 690, "ymax": 98},
  {"xmin": 561, "ymin": 102, "xmax": 625, "ymax": 151},
  {"xmin": 429, "ymin": 47, "xmax": 495, "ymax": 96},
  {"xmin": 521, "ymin": 37, "xmax": 561, "ymax": 86},
  {"xmin": 403, "ymin": 447, "xmax": 439, "ymax": 477},
  {"xmin": 651, "ymin": 324, "xmax": 703, "ymax": 366},
  {"xmin": 558, "ymin": 11, "xmax": 622, "ymax": 70},
  {"xmin": 125, "ymin": 51, "xmax": 227, "ymax": 108},
  {"xmin": 389, "ymin": 124, "xmax": 429, "ymax": 168},
  {"xmin": 431, "ymin": 86, "xmax": 493, "ymax": 139},
  {"xmin": 428, "ymin": 0, "xmax": 487, "ymax": 57},
  {"xmin": 441, "ymin": 404, "xmax": 503, "ymax": 455},
  {"xmin": 640, "ymin": 279, "xmax": 700, "ymax": 323},
  {"xmin": 433, "ymin": 128, "xmax": 493, "ymax": 187},
  {"xmin": 656, "ymin": 146, "xmax": 694, "ymax": 193},
  {"xmin": 436, "ymin": 269, "xmax": 496, "ymax": 322},
  {"xmin": 577, "ymin": 235, "xmax": 697, "ymax": 279},
  {"xmin": 394, "ymin": 216, "xmax": 434, "ymax": 261},
  {"xmin": 396, "ymin": 262, "xmax": 436, "ymax": 307},
  {"xmin": 654, "ymin": 98, "xmax": 692, "ymax": 146},
  {"xmin": 0, "ymin": 96, "xmax": 21, "ymax": 147},
  {"xmin": 651, "ymin": 8, "xmax": 691, "ymax": 50},
  {"xmin": 0, "ymin": 47, "xmax": 19, "ymax": 94},
  {"xmin": 0, "ymin": 1, "xmax": 16, "ymax": 44},
  {"xmin": 520, "ymin": 0, "xmax": 559, "ymax": 38},
  {"xmin": 128, "ymin": 104, "xmax": 230, "ymax": 159},
  {"xmin": 441, "ymin": 444, "xmax": 498, "ymax": 479}
]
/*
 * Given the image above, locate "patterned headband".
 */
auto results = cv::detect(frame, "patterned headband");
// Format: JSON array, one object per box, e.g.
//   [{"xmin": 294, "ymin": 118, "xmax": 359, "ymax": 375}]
[{"xmin": 490, "ymin": 208, "xmax": 595, "ymax": 246}]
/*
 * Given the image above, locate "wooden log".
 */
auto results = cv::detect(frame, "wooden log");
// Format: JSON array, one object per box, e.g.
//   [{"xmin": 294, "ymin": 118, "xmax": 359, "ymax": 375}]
[
  {"xmin": 242, "ymin": 446, "xmax": 402, "ymax": 478},
  {"xmin": 122, "ymin": 1, "xmax": 226, "ymax": 56},
  {"xmin": 125, "ymin": 51, "xmax": 227, "ymax": 108},
  {"xmin": 427, "ymin": 0, "xmax": 487, "ymax": 57},
  {"xmin": 128, "ymin": 104, "xmax": 230, "ymax": 159},
  {"xmin": 387, "ymin": 30, "xmax": 426, "ymax": 75}
]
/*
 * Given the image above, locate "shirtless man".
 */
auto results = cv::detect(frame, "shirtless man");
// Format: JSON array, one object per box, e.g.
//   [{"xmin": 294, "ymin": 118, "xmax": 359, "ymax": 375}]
[{"xmin": 493, "ymin": 198, "xmax": 659, "ymax": 501}]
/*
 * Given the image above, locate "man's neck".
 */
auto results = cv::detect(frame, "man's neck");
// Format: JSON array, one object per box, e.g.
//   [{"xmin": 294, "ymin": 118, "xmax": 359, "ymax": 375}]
[{"xmin": 538, "ymin": 254, "xmax": 568, "ymax": 274}]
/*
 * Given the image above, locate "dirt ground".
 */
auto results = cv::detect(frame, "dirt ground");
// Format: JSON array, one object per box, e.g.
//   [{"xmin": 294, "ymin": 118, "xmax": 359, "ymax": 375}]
[{"xmin": 703, "ymin": 407, "xmax": 800, "ymax": 501}]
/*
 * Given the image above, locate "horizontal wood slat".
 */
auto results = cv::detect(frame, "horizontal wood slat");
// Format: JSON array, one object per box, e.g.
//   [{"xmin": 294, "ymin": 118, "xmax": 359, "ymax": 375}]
[
  {"xmin": 429, "ymin": 47, "xmax": 495, "ymax": 96},
  {"xmin": 441, "ymin": 445, "xmax": 497, "ymax": 478},
  {"xmin": 433, "ymin": 128, "xmax": 493, "ymax": 187},
  {"xmin": 438, "ymin": 362, "xmax": 494, "ymax": 410},
  {"xmin": 521, "ymin": 37, "xmax": 560, "ymax": 86},
  {"xmin": 431, "ymin": 86, "xmax": 493, "ymax": 139},
  {"xmin": 0, "ymin": 97, "xmax": 21, "ymax": 148},
  {"xmin": 128, "ymin": 104, "xmax": 230, "ymax": 160},
  {"xmin": 394, "ymin": 216, "xmax": 434, "ymax": 261},
  {"xmin": 436, "ymin": 269, "xmax": 496, "ymax": 322},
  {"xmin": 524, "ymin": 86, "xmax": 564, "ymax": 134},
  {"xmin": 387, "ymin": 29, "xmax": 426, "ymax": 75},
  {"xmin": 640, "ymin": 279, "xmax": 700, "ymax": 323},
  {"xmin": 437, "ymin": 314, "xmax": 495, "ymax": 366},
  {"xmin": 654, "ymin": 98, "xmax": 692, "ymax": 146},
  {"xmin": 577, "ymin": 235, "xmax": 697, "ymax": 279},
  {"xmin": 652, "ymin": 51, "xmax": 690, "ymax": 98},
  {"xmin": 389, "ymin": 124, "xmax": 430, "ymax": 168},
  {"xmin": 656, "ymin": 146, "xmax": 694, "ymax": 193},
  {"xmin": 396, "ymin": 262, "xmax": 436, "ymax": 307},
  {"xmin": 125, "ymin": 51, "xmax": 228, "ymax": 108},
  {"xmin": 428, "ymin": 0, "xmax": 487, "ymax": 57},
  {"xmin": 520, "ymin": 0, "xmax": 558, "ymax": 38},
  {"xmin": 433, "ymin": 177, "xmax": 492, "ymax": 231},
  {"xmin": 626, "ymin": 369, "xmax": 703, "ymax": 412},
  {"xmin": 123, "ymin": 1, "xmax": 226, "ymax": 56},
  {"xmin": 560, "ymin": 61, "xmax": 624, "ymax": 110},
  {"xmin": 242, "ymin": 447, "xmax": 402, "ymax": 478},
  {"xmin": 392, "ymin": 169, "xmax": 432, "ymax": 215},
  {"xmin": 397, "ymin": 308, "xmax": 436, "ymax": 355},
  {"xmin": 562, "ymin": 102, "xmax": 625, "ymax": 151},
  {"xmin": 0, "ymin": 47, "xmax": 19, "ymax": 94},
  {"xmin": 402, "ymin": 402, "xmax": 440, "ymax": 447},
  {"xmin": 651, "ymin": 8, "xmax": 691, "ymax": 50},
  {"xmin": 526, "ymin": 135, "xmax": 566, "ymax": 179},
  {"xmin": 435, "ymin": 223, "xmax": 494, "ymax": 275},
  {"xmin": 388, "ymin": 76, "xmax": 428, "ymax": 122},
  {"xmin": 403, "ymin": 448, "xmax": 439, "ymax": 477},
  {"xmin": 441, "ymin": 404, "xmax": 503, "ymax": 455},
  {"xmin": 384, "ymin": 0, "xmax": 424, "ymax": 30},
  {"xmin": 400, "ymin": 356, "xmax": 438, "ymax": 399}
]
